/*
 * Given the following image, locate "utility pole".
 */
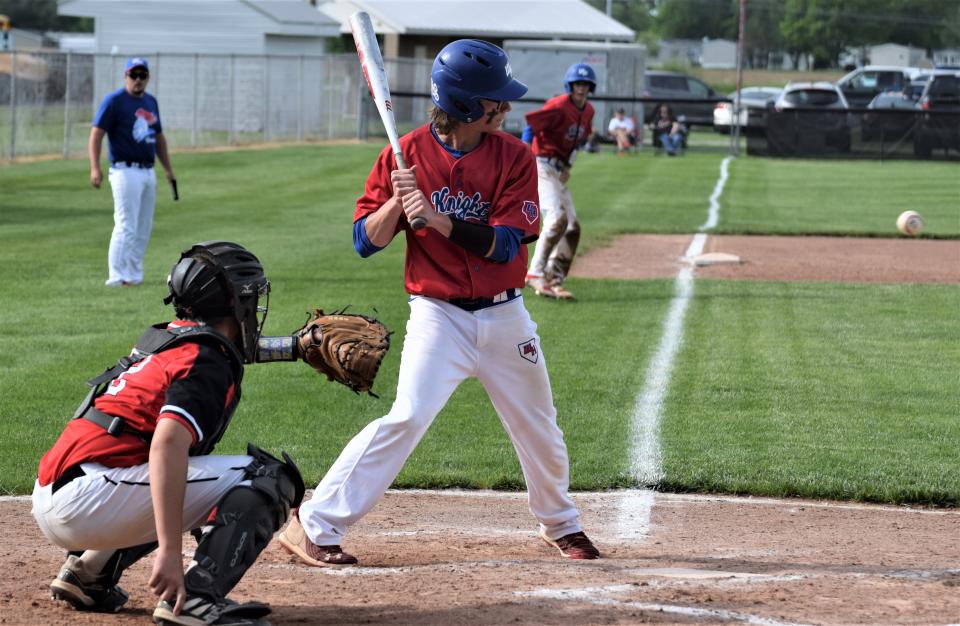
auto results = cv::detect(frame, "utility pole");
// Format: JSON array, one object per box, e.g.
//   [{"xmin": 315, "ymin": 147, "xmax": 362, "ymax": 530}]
[{"xmin": 730, "ymin": 0, "xmax": 746, "ymax": 156}]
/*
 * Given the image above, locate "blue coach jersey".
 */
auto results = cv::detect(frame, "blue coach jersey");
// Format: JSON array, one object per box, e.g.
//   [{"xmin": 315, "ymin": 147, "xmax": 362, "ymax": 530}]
[{"xmin": 93, "ymin": 88, "xmax": 163, "ymax": 165}]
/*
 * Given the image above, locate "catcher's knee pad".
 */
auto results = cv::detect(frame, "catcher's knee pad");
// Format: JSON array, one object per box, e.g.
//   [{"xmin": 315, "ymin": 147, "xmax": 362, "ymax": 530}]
[{"xmin": 186, "ymin": 445, "xmax": 304, "ymax": 600}]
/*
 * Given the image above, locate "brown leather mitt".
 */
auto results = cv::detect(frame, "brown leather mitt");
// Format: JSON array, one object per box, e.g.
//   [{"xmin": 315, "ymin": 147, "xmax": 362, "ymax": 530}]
[{"xmin": 295, "ymin": 308, "xmax": 391, "ymax": 396}]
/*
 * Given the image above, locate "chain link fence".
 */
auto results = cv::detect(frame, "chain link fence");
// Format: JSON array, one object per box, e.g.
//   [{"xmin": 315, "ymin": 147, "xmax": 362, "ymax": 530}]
[{"xmin": 0, "ymin": 50, "xmax": 435, "ymax": 161}]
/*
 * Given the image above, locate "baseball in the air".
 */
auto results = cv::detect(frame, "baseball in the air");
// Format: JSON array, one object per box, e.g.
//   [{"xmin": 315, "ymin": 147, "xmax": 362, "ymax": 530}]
[{"xmin": 896, "ymin": 210, "xmax": 924, "ymax": 236}]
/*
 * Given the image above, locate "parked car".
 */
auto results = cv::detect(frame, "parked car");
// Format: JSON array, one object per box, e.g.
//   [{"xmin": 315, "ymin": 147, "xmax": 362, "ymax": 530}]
[
  {"xmin": 642, "ymin": 70, "xmax": 721, "ymax": 127},
  {"xmin": 837, "ymin": 65, "xmax": 924, "ymax": 108},
  {"xmin": 713, "ymin": 86, "xmax": 782, "ymax": 133},
  {"xmin": 861, "ymin": 91, "xmax": 920, "ymax": 142},
  {"xmin": 913, "ymin": 70, "xmax": 960, "ymax": 157},
  {"xmin": 769, "ymin": 81, "xmax": 852, "ymax": 152}
]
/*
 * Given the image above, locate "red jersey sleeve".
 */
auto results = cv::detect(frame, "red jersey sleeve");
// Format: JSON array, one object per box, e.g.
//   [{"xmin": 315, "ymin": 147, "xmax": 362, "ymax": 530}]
[
  {"xmin": 354, "ymin": 144, "xmax": 405, "ymax": 234},
  {"xmin": 486, "ymin": 136, "xmax": 540, "ymax": 241}
]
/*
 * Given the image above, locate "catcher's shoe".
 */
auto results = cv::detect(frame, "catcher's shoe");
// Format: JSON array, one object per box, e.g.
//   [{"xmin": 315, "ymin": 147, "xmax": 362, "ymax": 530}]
[
  {"xmin": 539, "ymin": 530, "xmax": 600, "ymax": 560},
  {"xmin": 525, "ymin": 275, "xmax": 558, "ymax": 299},
  {"xmin": 153, "ymin": 596, "xmax": 271, "ymax": 626},
  {"xmin": 50, "ymin": 555, "xmax": 129, "ymax": 613},
  {"xmin": 277, "ymin": 508, "xmax": 358, "ymax": 567}
]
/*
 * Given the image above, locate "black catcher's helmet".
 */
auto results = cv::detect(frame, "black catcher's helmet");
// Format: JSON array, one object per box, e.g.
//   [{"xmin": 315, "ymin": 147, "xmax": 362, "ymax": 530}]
[{"xmin": 164, "ymin": 241, "xmax": 269, "ymax": 363}]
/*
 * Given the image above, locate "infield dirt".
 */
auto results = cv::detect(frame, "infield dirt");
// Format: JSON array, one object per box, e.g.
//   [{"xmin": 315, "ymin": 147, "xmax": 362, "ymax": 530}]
[{"xmin": 4, "ymin": 234, "xmax": 958, "ymax": 625}]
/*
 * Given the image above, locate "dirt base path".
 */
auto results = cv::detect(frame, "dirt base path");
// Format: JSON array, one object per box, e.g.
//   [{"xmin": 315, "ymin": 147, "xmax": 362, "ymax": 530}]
[
  {"xmin": 3, "ymin": 491, "xmax": 958, "ymax": 625},
  {"xmin": 572, "ymin": 234, "xmax": 960, "ymax": 284}
]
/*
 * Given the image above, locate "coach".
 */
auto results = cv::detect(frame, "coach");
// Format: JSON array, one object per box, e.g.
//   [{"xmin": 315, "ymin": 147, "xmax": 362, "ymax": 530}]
[{"xmin": 89, "ymin": 57, "xmax": 175, "ymax": 287}]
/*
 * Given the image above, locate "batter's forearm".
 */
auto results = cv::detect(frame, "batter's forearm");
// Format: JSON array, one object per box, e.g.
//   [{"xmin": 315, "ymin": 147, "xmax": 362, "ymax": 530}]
[{"xmin": 365, "ymin": 197, "xmax": 405, "ymax": 247}]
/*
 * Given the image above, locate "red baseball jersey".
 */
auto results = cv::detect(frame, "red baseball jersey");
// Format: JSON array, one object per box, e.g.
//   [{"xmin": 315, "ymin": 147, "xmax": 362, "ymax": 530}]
[
  {"xmin": 527, "ymin": 94, "xmax": 595, "ymax": 162},
  {"xmin": 355, "ymin": 125, "xmax": 541, "ymax": 300},
  {"xmin": 38, "ymin": 321, "xmax": 240, "ymax": 486}
]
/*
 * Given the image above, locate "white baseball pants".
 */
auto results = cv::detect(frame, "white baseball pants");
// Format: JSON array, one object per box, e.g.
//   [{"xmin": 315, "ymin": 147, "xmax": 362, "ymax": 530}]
[
  {"xmin": 528, "ymin": 161, "xmax": 580, "ymax": 283},
  {"xmin": 300, "ymin": 295, "xmax": 583, "ymax": 545},
  {"xmin": 107, "ymin": 164, "xmax": 157, "ymax": 286},
  {"xmin": 32, "ymin": 455, "xmax": 250, "ymax": 551}
]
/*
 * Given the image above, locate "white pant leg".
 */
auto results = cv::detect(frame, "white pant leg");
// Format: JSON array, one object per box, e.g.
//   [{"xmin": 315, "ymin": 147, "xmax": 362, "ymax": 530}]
[
  {"xmin": 32, "ymin": 455, "xmax": 251, "ymax": 551},
  {"xmin": 474, "ymin": 298, "xmax": 581, "ymax": 539},
  {"xmin": 544, "ymin": 185, "xmax": 579, "ymax": 282},
  {"xmin": 528, "ymin": 162, "xmax": 566, "ymax": 278},
  {"xmin": 130, "ymin": 168, "xmax": 157, "ymax": 284},
  {"xmin": 301, "ymin": 297, "xmax": 475, "ymax": 545},
  {"xmin": 107, "ymin": 167, "xmax": 145, "ymax": 284}
]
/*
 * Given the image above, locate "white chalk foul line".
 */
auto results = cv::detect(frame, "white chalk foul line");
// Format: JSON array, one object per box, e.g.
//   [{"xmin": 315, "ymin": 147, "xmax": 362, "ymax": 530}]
[{"xmin": 618, "ymin": 156, "xmax": 732, "ymax": 541}]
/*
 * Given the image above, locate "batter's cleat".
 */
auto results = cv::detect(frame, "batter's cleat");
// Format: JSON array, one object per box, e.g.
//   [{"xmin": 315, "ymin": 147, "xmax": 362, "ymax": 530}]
[
  {"xmin": 525, "ymin": 275, "xmax": 558, "ymax": 299},
  {"xmin": 277, "ymin": 509, "xmax": 358, "ymax": 568},
  {"xmin": 539, "ymin": 530, "xmax": 601, "ymax": 560},
  {"xmin": 153, "ymin": 596, "xmax": 271, "ymax": 626},
  {"xmin": 50, "ymin": 555, "xmax": 129, "ymax": 613}
]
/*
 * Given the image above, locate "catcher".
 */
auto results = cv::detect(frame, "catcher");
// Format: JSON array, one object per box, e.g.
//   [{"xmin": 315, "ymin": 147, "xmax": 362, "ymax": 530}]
[{"xmin": 31, "ymin": 241, "xmax": 389, "ymax": 626}]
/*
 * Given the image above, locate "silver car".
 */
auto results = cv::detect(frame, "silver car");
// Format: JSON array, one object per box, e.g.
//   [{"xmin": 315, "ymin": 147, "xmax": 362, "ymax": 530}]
[
  {"xmin": 768, "ymin": 81, "xmax": 852, "ymax": 153},
  {"xmin": 713, "ymin": 86, "xmax": 782, "ymax": 133}
]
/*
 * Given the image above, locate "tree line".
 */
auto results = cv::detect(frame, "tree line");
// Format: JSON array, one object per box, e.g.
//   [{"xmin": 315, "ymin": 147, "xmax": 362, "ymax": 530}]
[{"xmin": 585, "ymin": 0, "xmax": 960, "ymax": 68}]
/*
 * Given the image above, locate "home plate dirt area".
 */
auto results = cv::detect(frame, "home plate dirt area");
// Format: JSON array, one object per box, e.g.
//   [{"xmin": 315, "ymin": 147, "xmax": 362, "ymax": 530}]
[{"xmin": 3, "ymin": 235, "xmax": 958, "ymax": 625}]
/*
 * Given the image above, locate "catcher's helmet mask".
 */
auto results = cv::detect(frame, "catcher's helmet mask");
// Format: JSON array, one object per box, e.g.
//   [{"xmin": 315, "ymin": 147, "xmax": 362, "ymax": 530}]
[
  {"xmin": 164, "ymin": 241, "xmax": 269, "ymax": 364},
  {"xmin": 430, "ymin": 39, "xmax": 528, "ymax": 123},
  {"xmin": 564, "ymin": 63, "xmax": 597, "ymax": 94}
]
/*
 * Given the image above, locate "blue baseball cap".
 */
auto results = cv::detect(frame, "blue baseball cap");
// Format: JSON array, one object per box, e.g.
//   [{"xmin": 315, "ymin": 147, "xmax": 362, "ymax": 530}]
[{"xmin": 124, "ymin": 57, "xmax": 149, "ymax": 73}]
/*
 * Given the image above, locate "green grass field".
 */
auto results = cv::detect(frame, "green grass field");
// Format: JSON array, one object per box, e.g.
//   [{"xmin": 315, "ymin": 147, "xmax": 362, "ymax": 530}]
[{"xmin": 1, "ymin": 141, "xmax": 958, "ymax": 504}]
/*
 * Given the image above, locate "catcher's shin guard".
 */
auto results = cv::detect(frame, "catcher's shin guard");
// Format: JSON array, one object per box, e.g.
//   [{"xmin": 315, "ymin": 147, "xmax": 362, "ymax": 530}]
[{"xmin": 185, "ymin": 445, "xmax": 304, "ymax": 601}]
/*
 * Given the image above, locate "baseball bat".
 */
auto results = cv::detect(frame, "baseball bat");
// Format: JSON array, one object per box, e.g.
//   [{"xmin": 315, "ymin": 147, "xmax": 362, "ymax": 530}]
[
  {"xmin": 169, "ymin": 178, "xmax": 179, "ymax": 201},
  {"xmin": 349, "ymin": 11, "xmax": 426, "ymax": 231}
]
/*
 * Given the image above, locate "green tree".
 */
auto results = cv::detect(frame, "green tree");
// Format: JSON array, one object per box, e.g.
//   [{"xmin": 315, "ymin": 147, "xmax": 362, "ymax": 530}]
[
  {"xmin": 0, "ymin": 0, "xmax": 91, "ymax": 32},
  {"xmin": 655, "ymin": 0, "xmax": 735, "ymax": 39},
  {"xmin": 729, "ymin": 0, "xmax": 786, "ymax": 68},
  {"xmin": 582, "ymin": 0, "xmax": 657, "ymax": 38}
]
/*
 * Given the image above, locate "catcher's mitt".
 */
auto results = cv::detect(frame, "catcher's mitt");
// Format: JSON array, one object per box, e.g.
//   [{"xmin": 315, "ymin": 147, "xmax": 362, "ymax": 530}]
[{"xmin": 295, "ymin": 308, "xmax": 391, "ymax": 396}]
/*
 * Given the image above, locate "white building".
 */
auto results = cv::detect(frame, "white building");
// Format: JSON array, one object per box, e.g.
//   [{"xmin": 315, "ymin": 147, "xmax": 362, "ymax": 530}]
[
  {"xmin": 319, "ymin": 0, "xmax": 634, "ymax": 60},
  {"xmin": 58, "ymin": 0, "xmax": 340, "ymax": 55},
  {"xmin": 933, "ymin": 48, "xmax": 960, "ymax": 67},
  {"xmin": 868, "ymin": 43, "xmax": 931, "ymax": 68},
  {"xmin": 699, "ymin": 38, "xmax": 736, "ymax": 69}
]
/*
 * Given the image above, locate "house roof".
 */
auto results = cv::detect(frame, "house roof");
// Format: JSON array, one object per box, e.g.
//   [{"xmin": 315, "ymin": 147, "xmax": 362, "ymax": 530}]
[
  {"xmin": 59, "ymin": 0, "xmax": 338, "ymax": 32},
  {"xmin": 246, "ymin": 0, "xmax": 338, "ymax": 26},
  {"xmin": 319, "ymin": 0, "xmax": 634, "ymax": 41}
]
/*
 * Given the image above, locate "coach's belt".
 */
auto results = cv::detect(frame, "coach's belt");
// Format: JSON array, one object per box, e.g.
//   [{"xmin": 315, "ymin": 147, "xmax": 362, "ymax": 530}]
[
  {"xmin": 112, "ymin": 161, "xmax": 154, "ymax": 169},
  {"xmin": 51, "ymin": 464, "xmax": 86, "ymax": 495},
  {"xmin": 535, "ymin": 156, "xmax": 566, "ymax": 171},
  {"xmin": 446, "ymin": 288, "xmax": 520, "ymax": 312}
]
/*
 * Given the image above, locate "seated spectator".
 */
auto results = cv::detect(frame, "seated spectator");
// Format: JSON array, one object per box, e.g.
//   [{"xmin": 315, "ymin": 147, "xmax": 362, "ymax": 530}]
[
  {"xmin": 651, "ymin": 104, "xmax": 685, "ymax": 156},
  {"xmin": 608, "ymin": 108, "xmax": 636, "ymax": 155}
]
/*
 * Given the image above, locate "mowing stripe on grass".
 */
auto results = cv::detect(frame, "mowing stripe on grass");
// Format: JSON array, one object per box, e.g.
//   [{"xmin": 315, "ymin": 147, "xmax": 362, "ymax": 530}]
[{"xmin": 616, "ymin": 157, "xmax": 733, "ymax": 540}]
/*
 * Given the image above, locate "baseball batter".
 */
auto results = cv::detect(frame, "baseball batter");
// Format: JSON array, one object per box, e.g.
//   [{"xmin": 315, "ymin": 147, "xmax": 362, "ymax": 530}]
[
  {"xmin": 32, "ymin": 242, "xmax": 302, "ymax": 626},
  {"xmin": 279, "ymin": 39, "xmax": 600, "ymax": 565},
  {"xmin": 89, "ymin": 58, "xmax": 175, "ymax": 287},
  {"xmin": 522, "ymin": 63, "xmax": 596, "ymax": 300}
]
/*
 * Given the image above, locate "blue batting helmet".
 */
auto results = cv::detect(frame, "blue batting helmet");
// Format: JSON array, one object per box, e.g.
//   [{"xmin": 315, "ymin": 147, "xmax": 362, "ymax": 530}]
[
  {"xmin": 564, "ymin": 63, "xmax": 597, "ymax": 93},
  {"xmin": 431, "ymin": 39, "xmax": 528, "ymax": 123}
]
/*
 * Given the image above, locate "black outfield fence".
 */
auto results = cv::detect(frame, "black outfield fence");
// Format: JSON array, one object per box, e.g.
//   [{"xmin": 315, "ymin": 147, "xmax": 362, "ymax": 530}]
[{"xmin": 747, "ymin": 108, "xmax": 960, "ymax": 161}]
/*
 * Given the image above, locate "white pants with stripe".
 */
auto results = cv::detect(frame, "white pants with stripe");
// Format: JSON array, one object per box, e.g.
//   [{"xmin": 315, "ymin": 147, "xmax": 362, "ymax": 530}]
[
  {"xmin": 32, "ymin": 455, "xmax": 250, "ymax": 551},
  {"xmin": 300, "ymin": 295, "xmax": 583, "ymax": 545},
  {"xmin": 107, "ymin": 164, "xmax": 157, "ymax": 286},
  {"xmin": 528, "ymin": 161, "xmax": 580, "ymax": 283}
]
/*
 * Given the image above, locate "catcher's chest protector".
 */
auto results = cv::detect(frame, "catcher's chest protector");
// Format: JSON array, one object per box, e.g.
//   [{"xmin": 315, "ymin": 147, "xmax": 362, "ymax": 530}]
[{"xmin": 74, "ymin": 324, "xmax": 245, "ymax": 455}]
